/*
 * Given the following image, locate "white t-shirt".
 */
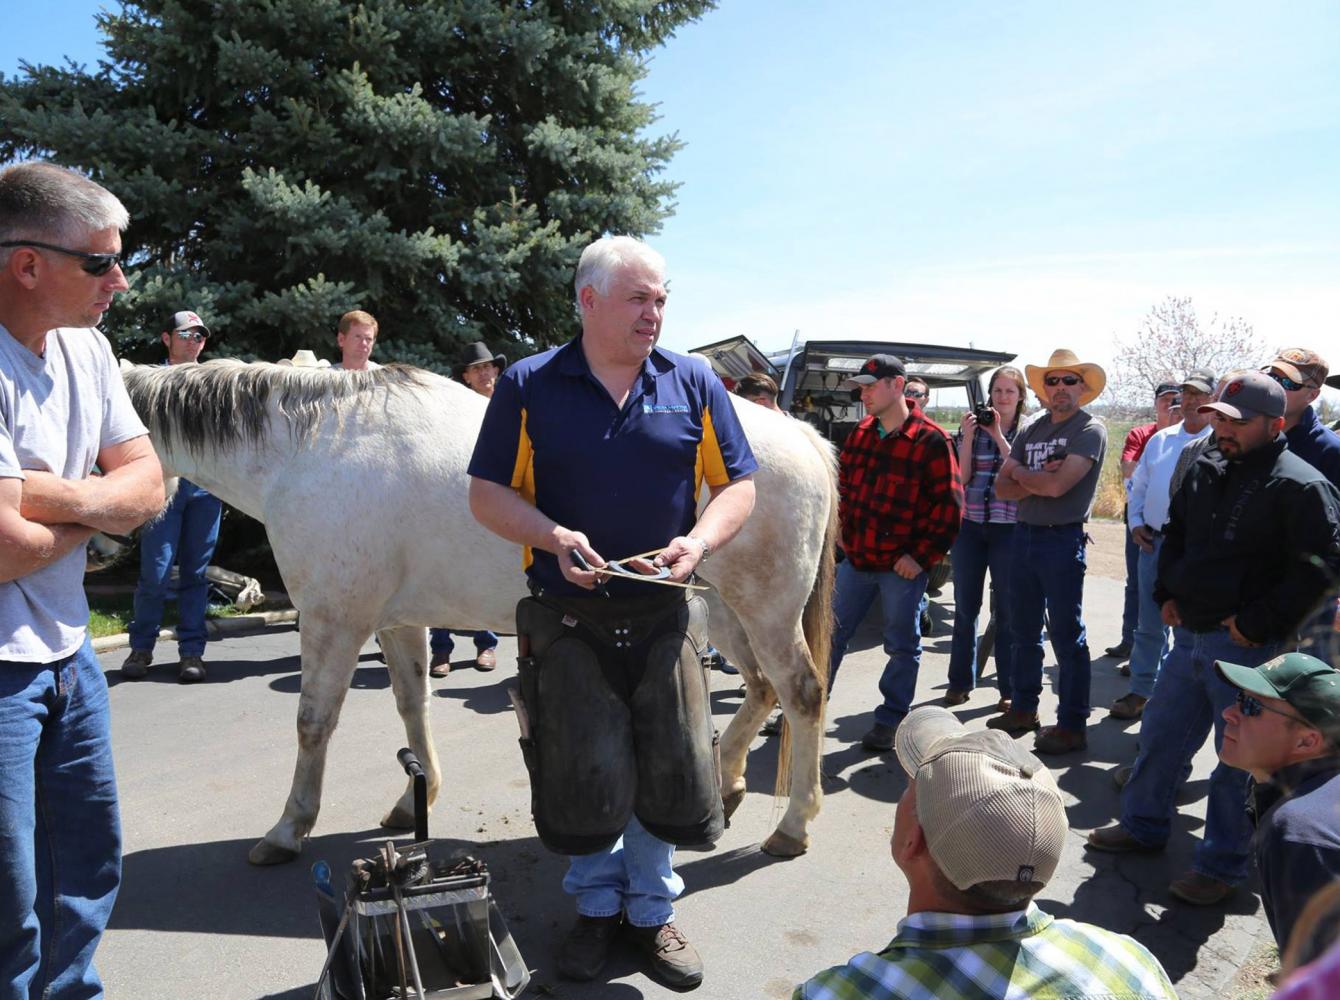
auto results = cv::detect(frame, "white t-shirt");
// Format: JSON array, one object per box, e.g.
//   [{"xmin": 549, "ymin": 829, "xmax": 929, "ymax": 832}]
[
  {"xmin": 1128, "ymin": 420, "xmax": 1213, "ymax": 532},
  {"xmin": 0, "ymin": 324, "xmax": 149, "ymax": 662}
]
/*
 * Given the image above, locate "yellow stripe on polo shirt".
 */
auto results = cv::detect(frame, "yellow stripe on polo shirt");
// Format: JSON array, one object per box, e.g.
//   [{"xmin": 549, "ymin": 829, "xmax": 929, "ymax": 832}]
[
  {"xmin": 697, "ymin": 406, "xmax": 731, "ymax": 489},
  {"xmin": 509, "ymin": 409, "xmax": 538, "ymax": 569}
]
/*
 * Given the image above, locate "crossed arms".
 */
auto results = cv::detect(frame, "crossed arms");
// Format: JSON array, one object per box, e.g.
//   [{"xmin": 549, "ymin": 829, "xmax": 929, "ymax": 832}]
[{"xmin": 993, "ymin": 453, "xmax": 1095, "ymax": 501}]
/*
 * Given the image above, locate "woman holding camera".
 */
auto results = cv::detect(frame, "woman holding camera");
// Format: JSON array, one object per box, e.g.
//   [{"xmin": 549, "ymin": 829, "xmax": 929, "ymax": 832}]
[{"xmin": 945, "ymin": 365, "xmax": 1029, "ymax": 708}]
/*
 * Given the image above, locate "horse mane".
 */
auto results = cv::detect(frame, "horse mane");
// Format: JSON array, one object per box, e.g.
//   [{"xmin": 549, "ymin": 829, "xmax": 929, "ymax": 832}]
[{"xmin": 122, "ymin": 359, "xmax": 430, "ymax": 455}]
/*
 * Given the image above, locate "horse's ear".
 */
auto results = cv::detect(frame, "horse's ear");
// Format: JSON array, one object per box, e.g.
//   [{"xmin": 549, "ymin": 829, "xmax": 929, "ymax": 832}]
[{"xmin": 118, "ymin": 358, "xmax": 134, "ymax": 374}]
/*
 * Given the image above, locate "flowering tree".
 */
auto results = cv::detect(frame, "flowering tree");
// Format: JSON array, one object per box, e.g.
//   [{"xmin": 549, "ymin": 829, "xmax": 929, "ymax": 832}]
[{"xmin": 1108, "ymin": 296, "xmax": 1267, "ymax": 409}]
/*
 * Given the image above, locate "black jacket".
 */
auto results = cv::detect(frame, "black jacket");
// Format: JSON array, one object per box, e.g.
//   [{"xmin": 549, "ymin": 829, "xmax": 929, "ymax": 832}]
[{"xmin": 1155, "ymin": 436, "xmax": 1340, "ymax": 641}]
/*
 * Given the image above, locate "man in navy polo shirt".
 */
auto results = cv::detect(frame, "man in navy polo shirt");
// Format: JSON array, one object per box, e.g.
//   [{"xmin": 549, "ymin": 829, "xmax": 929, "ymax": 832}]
[{"xmin": 468, "ymin": 235, "xmax": 756, "ymax": 990}]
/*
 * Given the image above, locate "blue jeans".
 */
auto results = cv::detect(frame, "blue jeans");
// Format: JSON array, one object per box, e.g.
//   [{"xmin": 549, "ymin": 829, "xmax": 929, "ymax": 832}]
[
  {"xmin": 0, "ymin": 636, "xmax": 120, "ymax": 1000},
  {"xmin": 828, "ymin": 560, "xmax": 928, "ymax": 729},
  {"xmin": 562, "ymin": 816, "xmax": 681, "ymax": 927},
  {"xmin": 1119, "ymin": 508, "xmax": 1139, "ymax": 646},
  {"xmin": 128, "ymin": 480, "xmax": 222, "ymax": 657},
  {"xmin": 429, "ymin": 629, "xmax": 499, "ymax": 655},
  {"xmin": 1120, "ymin": 625, "xmax": 1283, "ymax": 883},
  {"xmin": 1127, "ymin": 537, "xmax": 1170, "ymax": 699},
  {"xmin": 1009, "ymin": 523, "xmax": 1091, "ymax": 731},
  {"xmin": 947, "ymin": 519, "xmax": 1016, "ymax": 698}
]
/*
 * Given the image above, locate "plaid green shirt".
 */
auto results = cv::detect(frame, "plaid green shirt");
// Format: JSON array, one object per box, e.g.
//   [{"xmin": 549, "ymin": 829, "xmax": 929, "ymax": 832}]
[{"xmin": 794, "ymin": 904, "xmax": 1177, "ymax": 999}]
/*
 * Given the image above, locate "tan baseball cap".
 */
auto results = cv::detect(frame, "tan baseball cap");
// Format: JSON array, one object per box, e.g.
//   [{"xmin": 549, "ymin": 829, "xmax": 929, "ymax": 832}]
[
  {"xmin": 1269, "ymin": 348, "xmax": 1329, "ymax": 389},
  {"xmin": 894, "ymin": 707, "xmax": 1067, "ymax": 891}
]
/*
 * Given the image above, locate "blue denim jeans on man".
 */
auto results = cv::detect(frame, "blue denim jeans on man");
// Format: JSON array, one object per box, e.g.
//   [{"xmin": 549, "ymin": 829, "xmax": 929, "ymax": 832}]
[
  {"xmin": 429, "ymin": 629, "xmax": 499, "ymax": 656},
  {"xmin": 128, "ymin": 479, "xmax": 222, "ymax": 657},
  {"xmin": 562, "ymin": 816, "xmax": 682, "ymax": 927},
  {"xmin": 828, "ymin": 559, "xmax": 928, "ymax": 729},
  {"xmin": 1009, "ymin": 523, "xmax": 1091, "ymax": 731},
  {"xmin": 1126, "ymin": 536, "xmax": 1170, "ymax": 699},
  {"xmin": 1120, "ymin": 625, "xmax": 1283, "ymax": 884},
  {"xmin": 0, "ymin": 636, "xmax": 119, "ymax": 1000},
  {"xmin": 947, "ymin": 518, "xmax": 1016, "ymax": 699}
]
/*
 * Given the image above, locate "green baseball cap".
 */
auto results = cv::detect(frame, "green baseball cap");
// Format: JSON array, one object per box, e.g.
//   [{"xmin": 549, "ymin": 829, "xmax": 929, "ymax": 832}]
[{"xmin": 1216, "ymin": 652, "xmax": 1340, "ymax": 733}]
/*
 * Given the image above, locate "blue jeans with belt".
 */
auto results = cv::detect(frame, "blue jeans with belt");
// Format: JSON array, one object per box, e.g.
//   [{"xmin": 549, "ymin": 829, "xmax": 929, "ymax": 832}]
[
  {"xmin": 1120, "ymin": 625, "xmax": 1282, "ymax": 883},
  {"xmin": 828, "ymin": 559, "xmax": 928, "ymax": 728},
  {"xmin": 1009, "ymin": 523, "xmax": 1091, "ymax": 731},
  {"xmin": 0, "ymin": 636, "xmax": 120, "ymax": 1000},
  {"xmin": 947, "ymin": 518, "xmax": 1016, "ymax": 698},
  {"xmin": 128, "ymin": 479, "xmax": 222, "ymax": 657}
]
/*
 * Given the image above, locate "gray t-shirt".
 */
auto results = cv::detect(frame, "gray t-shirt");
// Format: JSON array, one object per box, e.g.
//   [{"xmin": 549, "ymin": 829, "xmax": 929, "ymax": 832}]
[
  {"xmin": 0, "ymin": 325, "xmax": 148, "ymax": 662},
  {"xmin": 1009, "ymin": 408, "xmax": 1107, "ymax": 526}
]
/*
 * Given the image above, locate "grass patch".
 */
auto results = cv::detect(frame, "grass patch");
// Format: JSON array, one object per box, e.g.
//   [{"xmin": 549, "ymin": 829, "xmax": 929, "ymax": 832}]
[{"xmin": 86, "ymin": 591, "xmax": 242, "ymax": 640}]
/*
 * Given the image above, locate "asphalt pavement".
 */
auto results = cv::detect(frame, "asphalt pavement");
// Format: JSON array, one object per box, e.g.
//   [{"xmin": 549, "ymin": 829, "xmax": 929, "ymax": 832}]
[{"xmin": 94, "ymin": 572, "xmax": 1272, "ymax": 999}]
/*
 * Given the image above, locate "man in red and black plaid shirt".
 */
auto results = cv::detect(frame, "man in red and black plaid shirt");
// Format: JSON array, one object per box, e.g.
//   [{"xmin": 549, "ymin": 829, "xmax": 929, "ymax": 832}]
[{"xmin": 829, "ymin": 354, "xmax": 964, "ymax": 751}]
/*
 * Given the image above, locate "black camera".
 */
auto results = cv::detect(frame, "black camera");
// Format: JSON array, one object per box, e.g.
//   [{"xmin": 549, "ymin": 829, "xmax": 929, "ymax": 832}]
[{"xmin": 974, "ymin": 405, "xmax": 996, "ymax": 427}]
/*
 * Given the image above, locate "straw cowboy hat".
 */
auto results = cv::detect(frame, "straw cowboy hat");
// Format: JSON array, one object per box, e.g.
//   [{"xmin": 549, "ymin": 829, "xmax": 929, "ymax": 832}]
[
  {"xmin": 1025, "ymin": 349, "xmax": 1106, "ymax": 406},
  {"xmin": 277, "ymin": 349, "xmax": 331, "ymax": 369},
  {"xmin": 453, "ymin": 341, "xmax": 508, "ymax": 379}
]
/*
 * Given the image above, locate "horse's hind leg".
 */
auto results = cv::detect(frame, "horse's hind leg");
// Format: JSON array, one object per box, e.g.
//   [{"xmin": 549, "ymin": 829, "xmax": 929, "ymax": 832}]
[
  {"xmin": 709, "ymin": 598, "xmax": 777, "ymax": 820},
  {"xmin": 249, "ymin": 615, "xmax": 365, "ymax": 865},
  {"xmin": 376, "ymin": 625, "xmax": 441, "ymax": 831}
]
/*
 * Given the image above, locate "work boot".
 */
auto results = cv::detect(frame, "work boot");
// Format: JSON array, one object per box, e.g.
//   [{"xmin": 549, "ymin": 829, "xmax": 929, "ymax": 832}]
[
  {"xmin": 1109, "ymin": 693, "xmax": 1148, "ymax": 720},
  {"xmin": 1034, "ymin": 725, "xmax": 1087, "ymax": 755},
  {"xmin": 557, "ymin": 914, "xmax": 622, "ymax": 981},
  {"xmin": 178, "ymin": 656, "xmax": 206, "ymax": 684},
  {"xmin": 1113, "ymin": 765, "xmax": 1133, "ymax": 789},
  {"xmin": 121, "ymin": 649, "xmax": 152, "ymax": 679},
  {"xmin": 861, "ymin": 722, "xmax": 897, "ymax": 752},
  {"xmin": 919, "ymin": 606, "xmax": 935, "ymax": 637},
  {"xmin": 429, "ymin": 650, "xmax": 451, "ymax": 678},
  {"xmin": 1086, "ymin": 823, "xmax": 1161, "ymax": 854},
  {"xmin": 759, "ymin": 710, "xmax": 783, "ymax": 737},
  {"xmin": 943, "ymin": 688, "xmax": 970, "ymax": 707},
  {"xmin": 1169, "ymin": 871, "xmax": 1235, "ymax": 906},
  {"xmin": 626, "ymin": 921, "xmax": 704, "ymax": 989},
  {"xmin": 1104, "ymin": 640, "xmax": 1132, "ymax": 659},
  {"xmin": 985, "ymin": 708, "xmax": 1040, "ymax": 735},
  {"xmin": 475, "ymin": 648, "xmax": 497, "ymax": 671}
]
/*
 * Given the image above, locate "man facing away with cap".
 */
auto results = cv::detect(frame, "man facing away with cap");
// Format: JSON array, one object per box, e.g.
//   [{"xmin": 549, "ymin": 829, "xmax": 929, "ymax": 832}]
[
  {"xmin": 332, "ymin": 309, "xmax": 381, "ymax": 371},
  {"xmin": 122, "ymin": 310, "xmax": 225, "ymax": 683},
  {"xmin": 1217, "ymin": 652, "xmax": 1340, "ymax": 952},
  {"xmin": 0, "ymin": 162, "xmax": 164, "ymax": 998},
  {"xmin": 827, "ymin": 354, "xmax": 963, "ymax": 752},
  {"xmin": 987, "ymin": 349, "xmax": 1107, "ymax": 755},
  {"xmin": 1109, "ymin": 368, "xmax": 1216, "ymax": 721},
  {"xmin": 1088, "ymin": 371, "xmax": 1340, "ymax": 906},
  {"xmin": 793, "ymin": 706, "xmax": 1177, "ymax": 1000}
]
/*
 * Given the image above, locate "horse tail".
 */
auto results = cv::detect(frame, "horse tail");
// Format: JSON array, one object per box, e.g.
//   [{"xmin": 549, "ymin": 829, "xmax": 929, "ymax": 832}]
[{"xmin": 774, "ymin": 429, "xmax": 838, "ymax": 802}]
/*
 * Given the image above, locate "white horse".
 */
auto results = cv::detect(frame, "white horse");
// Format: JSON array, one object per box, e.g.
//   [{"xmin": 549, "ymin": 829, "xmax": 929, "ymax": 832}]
[{"xmin": 122, "ymin": 360, "xmax": 836, "ymax": 864}]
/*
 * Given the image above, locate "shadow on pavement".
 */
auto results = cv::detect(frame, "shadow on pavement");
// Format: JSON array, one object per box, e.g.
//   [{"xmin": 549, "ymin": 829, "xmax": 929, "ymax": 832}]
[{"xmin": 433, "ymin": 676, "xmax": 515, "ymax": 715}]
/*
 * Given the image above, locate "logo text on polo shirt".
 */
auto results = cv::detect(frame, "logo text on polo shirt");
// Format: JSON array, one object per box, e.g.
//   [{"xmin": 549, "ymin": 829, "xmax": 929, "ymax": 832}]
[{"xmin": 643, "ymin": 403, "xmax": 690, "ymax": 415}]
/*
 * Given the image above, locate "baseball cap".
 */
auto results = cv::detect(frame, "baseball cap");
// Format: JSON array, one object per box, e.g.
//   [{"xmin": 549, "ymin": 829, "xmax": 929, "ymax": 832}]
[
  {"xmin": 167, "ymin": 310, "xmax": 210, "ymax": 337},
  {"xmin": 841, "ymin": 353, "xmax": 906, "ymax": 387},
  {"xmin": 1154, "ymin": 382, "xmax": 1181, "ymax": 399},
  {"xmin": 1198, "ymin": 370, "xmax": 1285, "ymax": 420},
  {"xmin": 894, "ymin": 707, "xmax": 1067, "ymax": 891},
  {"xmin": 1180, "ymin": 368, "xmax": 1216, "ymax": 394},
  {"xmin": 1268, "ymin": 348, "xmax": 1329, "ymax": 389},
  {"xmin": 1217, "ymin": 653, "xmax": 1340, "ymax": 737}
]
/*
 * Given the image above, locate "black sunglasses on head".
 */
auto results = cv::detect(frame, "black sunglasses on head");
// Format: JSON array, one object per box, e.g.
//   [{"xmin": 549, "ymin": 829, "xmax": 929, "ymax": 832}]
[{"xmin": 0, "ymin": 239, "xmax": 123, "ymax": 277}]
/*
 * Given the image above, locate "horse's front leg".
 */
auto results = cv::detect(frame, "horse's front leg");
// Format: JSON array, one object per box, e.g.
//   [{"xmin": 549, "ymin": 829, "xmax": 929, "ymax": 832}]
[
  {"xmin": 248, "ymin": 616, "xmax": 365, "ymax": 865},
  {"xmin": 377, "ymin": 624, "xmax": 441, "ymax": 831}
]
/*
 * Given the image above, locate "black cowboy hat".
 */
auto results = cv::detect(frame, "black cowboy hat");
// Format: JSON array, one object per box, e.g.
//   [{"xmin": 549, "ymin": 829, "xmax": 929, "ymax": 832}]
[{"xmin": 454, "ymin": 342, "xmax": 508, "ymax": 378}]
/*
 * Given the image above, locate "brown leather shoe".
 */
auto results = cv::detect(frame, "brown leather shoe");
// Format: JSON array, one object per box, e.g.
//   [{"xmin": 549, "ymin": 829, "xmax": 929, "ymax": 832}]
[
  {"xmin": 475, "ymin": 648, "xmax": 497, "ymax": 671},
  {"xmin": 1169, "ymin": 871, "xmax": 1235, "ymax": 906},
  {"xmin": 995, "ymin": 697, "xmax": 1012, "ymax": 713},
  {"xmin": 985, "ymin": 708, "xmax": 1040, "ymax": 735},
  {"xmin": 626, "ymin": 921, "xmax": 704, "ymax": 989},
  {"xmin": 1034, "ymin": 725, "xmax": 1087, "ymax": 754},
  {"xmin": 1109, "ymin": 693, "xmax": 1148, "ymax": 720},
  {"xmin": 429, "ymin": 651, "xmax": 451, "ymax": 678},
  {"xmin": 557, "ymin": 914, "xmax": 622, "ymax": 981},
  {"xmin": 1086, "ymin": 823, "xmax": 1161, "ymax": 853},
  {"xmin": 943, "ymin": 688, "xmax": 970, "ymax": 707}
]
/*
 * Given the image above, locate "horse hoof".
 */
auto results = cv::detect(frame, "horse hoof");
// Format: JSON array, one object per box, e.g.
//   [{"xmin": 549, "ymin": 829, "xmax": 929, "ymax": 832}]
[
  {"xmin": 381, "ymin": 805, "xmax": 416, "ymax": 830},
  {"xmin": 722, "ymin": 789, "xmax": 746, "ymax": 821},
  {"xmin": 761, "ymin": 830, "xmax": 808, "ymax": 857},
  {"xmin": 248, "ymin": 838, "xmax": 301, "ymax": 866}
]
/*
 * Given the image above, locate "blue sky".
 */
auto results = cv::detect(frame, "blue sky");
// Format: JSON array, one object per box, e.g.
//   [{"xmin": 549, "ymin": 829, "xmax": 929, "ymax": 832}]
[{"xmin": 4, "ymin": 0, "xmax": 1338, "ymax": 381}]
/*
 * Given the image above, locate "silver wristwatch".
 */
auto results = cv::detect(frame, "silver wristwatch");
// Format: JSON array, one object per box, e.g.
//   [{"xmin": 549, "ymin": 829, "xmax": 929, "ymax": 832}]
[{"xmin": 688, "ymin": 535, "xmax": 711, "ymax": 562}]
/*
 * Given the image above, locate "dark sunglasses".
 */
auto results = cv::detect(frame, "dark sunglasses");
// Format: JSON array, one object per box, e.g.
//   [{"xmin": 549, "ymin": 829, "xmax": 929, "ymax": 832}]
[
  {"xmin": 904, "ymin": 389, "xmax": 927, "ymax": 399},
  {"xmin": 1043, "ymin": 375, "xmax": 1082, "ymax": 387},
  {"xmin": 1236, "ymin": 689, "xmax": 1309, "ymax": 725},
  {"xmin": 1267, "ymin": 370, "xmax": 1312, "ymax": 392},
  {"xmin": 0, "ymin": 239, "xmax": 123, "ymax": 277},
  {"xmin": 173, "ymin": 330, "xmax": 207, "ymax": 342}
]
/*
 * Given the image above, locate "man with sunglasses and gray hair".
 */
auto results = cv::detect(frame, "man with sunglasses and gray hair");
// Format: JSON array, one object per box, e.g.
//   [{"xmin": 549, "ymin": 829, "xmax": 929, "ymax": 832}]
[
  {"xmin": 1088, "ymin": 372, "xmax": 1340, "ymax": 906},
  {"xmin": 0, "ymin": 162, "xmax": 164, "ymax": 996},
  {"xmin": 1268, "ymin": 348, "xmax": 1340, "ymax": 487},
  {"xmin": 122, "ymin": 310, "xmax": 224, "ymax": 683}
]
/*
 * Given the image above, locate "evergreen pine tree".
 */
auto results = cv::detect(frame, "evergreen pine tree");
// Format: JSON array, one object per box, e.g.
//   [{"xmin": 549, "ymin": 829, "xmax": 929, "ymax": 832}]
[{"xmin": 0, "ymin": 0, "xmax": 712, "ymax": 366}]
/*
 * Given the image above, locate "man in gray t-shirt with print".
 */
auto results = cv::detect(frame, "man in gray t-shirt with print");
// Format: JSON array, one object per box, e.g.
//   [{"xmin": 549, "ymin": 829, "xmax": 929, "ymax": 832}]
[
  {"xmin": 987, "ymin": 349, "xmax": 1108, "ymax": 756},
  {"xmin": 0, "ymin": 163, "xmax": 164, "ymax": 996}
]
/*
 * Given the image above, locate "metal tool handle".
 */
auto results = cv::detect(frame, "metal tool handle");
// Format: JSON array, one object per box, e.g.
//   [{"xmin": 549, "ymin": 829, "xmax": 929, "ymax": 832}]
[{"xmin": 397, "ymin": 748, "xmax": 429, "ymax": 842}]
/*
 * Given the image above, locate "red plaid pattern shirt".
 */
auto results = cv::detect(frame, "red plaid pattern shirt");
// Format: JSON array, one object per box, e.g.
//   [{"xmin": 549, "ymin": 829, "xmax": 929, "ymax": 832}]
[{"xmin": 838, "ymin": 409, "xmax": 964, "ymax": 572}]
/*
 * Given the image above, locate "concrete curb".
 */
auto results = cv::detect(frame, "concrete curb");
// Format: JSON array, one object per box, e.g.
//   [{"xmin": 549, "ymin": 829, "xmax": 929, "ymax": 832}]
[{"xmin": 91, "ymin": 608, "xmax": 298, "ymax": 653}]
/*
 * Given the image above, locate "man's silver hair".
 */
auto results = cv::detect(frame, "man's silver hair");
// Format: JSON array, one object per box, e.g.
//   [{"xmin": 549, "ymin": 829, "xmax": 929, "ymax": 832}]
[
  {"xmin": 0, "ymin": 162, "xmax": 130, "ymax": 265},
  {"xmin": 573, "ymin": 235, "xmax": 666, "ymax": 308}
]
